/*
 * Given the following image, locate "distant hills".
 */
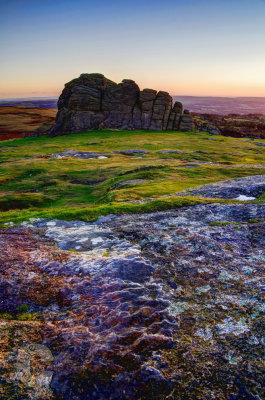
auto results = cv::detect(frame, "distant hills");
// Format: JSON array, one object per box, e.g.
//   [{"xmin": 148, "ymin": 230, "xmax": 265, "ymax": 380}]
[
  {"xmin": 0, "ymin": 97, "xmax": 58, "ymax": 109},
  {"xmin": 1, "ymin": 96, "xmax": 265, "ymax": 115},
  {"xmin": 173, "ymin": 96, "xmax": 265, "ymax": 115},
  {"xmin": 0, "ymin": 106, "xmax": 56, "ymax": 140}
]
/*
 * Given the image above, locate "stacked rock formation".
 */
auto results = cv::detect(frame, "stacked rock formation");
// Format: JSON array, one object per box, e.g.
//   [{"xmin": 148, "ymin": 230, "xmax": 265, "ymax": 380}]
[{"xmin": 49, "ymin": 73, "xmax": 194, "ymax": 136}]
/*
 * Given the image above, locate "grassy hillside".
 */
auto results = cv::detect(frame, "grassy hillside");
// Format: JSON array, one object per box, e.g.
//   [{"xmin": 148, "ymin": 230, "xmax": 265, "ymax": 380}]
[
  {"xmin": 0, "ymin": 129, "xmax": 264, "ymax": 225},
  {"xmin": 0, "ymin": 106, "xmax": 56, "ymax": 140}
]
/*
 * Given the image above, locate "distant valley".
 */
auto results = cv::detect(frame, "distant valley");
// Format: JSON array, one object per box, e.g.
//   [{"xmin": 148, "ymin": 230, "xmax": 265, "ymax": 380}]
[{"xmin": 173, "ymin": 96, "xmax": 265, "ymax": 115}]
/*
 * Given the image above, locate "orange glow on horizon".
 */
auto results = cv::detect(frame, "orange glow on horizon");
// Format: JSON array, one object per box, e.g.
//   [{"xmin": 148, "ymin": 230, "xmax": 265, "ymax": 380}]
[{"xmin": 1, "ymin": 73, "xmax": 265, "ymax": 99}]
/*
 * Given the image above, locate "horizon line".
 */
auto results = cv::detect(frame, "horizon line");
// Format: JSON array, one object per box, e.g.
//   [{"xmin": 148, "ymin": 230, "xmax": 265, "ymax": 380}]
[{"xmin": 1, "ymin": 95, "xmax": 265, "ymax": 101}]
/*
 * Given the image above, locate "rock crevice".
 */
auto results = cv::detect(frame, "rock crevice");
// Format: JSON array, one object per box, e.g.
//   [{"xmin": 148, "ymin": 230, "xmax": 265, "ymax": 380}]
[{"xmin": 49, "ymin": 73, "xmax": 194, "ymax": 136}]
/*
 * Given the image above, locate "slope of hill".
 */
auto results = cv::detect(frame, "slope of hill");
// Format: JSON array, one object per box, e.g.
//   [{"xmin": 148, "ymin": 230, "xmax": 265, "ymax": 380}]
[
  {"xmin": 0, "ymin": 129, "xmax": 264, "ymax": 400},
  {"xmin": 0, "ymin": 129, "xmax": 264, "ymax": 225},
  {"xmin": 0, "ymin": 106, "xmax": 57, "ymax": 140}
]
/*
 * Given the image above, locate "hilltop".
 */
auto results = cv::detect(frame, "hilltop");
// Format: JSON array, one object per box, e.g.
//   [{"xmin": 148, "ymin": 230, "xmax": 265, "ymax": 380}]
[
  {"xmin": 49, "ymin": 73, "xmax": 193, "ymax": 136},
  {"xmin": 1, "ymin": 125, "xmax": 265, "ymax": 400},
  {"xmin": 0, "ymin": 82, "xmax": 265, "ymax": 400}
]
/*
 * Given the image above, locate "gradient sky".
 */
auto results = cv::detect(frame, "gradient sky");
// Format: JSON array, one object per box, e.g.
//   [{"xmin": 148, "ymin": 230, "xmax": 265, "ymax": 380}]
[{"xmin": 0, "ymin": 0, "xmax": 265, "ymax": 98}]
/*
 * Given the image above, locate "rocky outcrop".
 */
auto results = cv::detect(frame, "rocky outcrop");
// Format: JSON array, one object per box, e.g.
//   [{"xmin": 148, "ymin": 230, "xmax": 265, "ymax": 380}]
[
  {"xmin": 1, "ymin": 200, "xmax": 265, "ymax": 399},
  {"xmin": 49, "ymin": 73, "xmax": 194, "ymax": 136}
]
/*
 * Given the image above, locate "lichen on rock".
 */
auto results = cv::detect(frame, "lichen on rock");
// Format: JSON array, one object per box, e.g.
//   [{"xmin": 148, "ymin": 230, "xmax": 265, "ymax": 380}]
[{"xmin": 1, "ymin": 201, "xmax": 264, "ymax": 399}]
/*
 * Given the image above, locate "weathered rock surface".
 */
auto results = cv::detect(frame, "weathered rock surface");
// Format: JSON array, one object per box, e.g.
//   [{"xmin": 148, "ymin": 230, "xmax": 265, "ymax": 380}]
[
  {"xmin": 117, "ymin": 149, "xmax": 150, "ymax": 155},
  {"xmin": 50, "ymin": 148, "xmax": 152, "ymax": 159},
  {"xmin": 49, "ymin": 73, "xmax": 194, "ymax": 136},
  {"xmin": 161, "ymin": 150, "xmax": 181, "ymax": 154},
  {"xmin": 128, "ymin": 175, "xmax": 265, "ymax": 204},
  {"xmin": 177, "ymin": 175, "xmax": 265, "ymax": 200},
  {"xmin": 50, "ymin": 149, "xmax": 109, "ymax": 159},
  {"xmin": 1, "ymin": 199, "xmax": 265, "ymax": 399}
]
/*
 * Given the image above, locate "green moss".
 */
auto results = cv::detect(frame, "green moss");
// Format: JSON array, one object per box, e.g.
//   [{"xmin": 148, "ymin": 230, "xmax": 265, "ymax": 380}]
[
  {"xmin": 16, "ymin": 304, "xmax": 30, "ymax": 313},
  {"xmin": 0, "ymin": 313, "xmax": 14, "ymax": 320},
  {"xmin": 224, "ymin": 244, "xmax": 234, "ymax": 251},
  {"xmin": 248, "ymin": 218, "xmax": 265, "ymax": 223},
  {"xmin": 17, "ymin": 312, "xmax": 39, "ymax": 321},
  {"xmin": 209, "ymin": 221, "xmax": 231, "ymax": 226},
  {"xmin": 0, "ymin": 193, "xmax": 54, "ymax": 211},
  {"xmin": 0, "ymin": 306, "xmax": 39, "ymax": 321}
]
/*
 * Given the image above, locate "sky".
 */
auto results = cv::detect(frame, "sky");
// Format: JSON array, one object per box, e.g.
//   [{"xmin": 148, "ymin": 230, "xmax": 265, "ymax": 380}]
[{"xmin": 0, "ymin": 0, "xmax": 265, "ymax": 98}]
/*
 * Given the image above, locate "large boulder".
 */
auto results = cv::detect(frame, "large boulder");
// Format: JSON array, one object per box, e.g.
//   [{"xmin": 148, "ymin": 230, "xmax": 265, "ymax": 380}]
[
  {"xmin": 167, "ymin": 101, "xmax": 184, "ymax": 130},
  {"xmin": 179, "ymin": 110, "xmax": 194, "ymax": 132},
  {"xmin": 102, "ymin": 79, "xmax": 140, "ymax": 129},
  {"xmin": 50, "ymin": 73, "xmax": 112, "ymax": 135},
  {"xmin": 149, "ymin": 91, "xmax": 172, "ymax": 131},
  {"xmin": 139, "ymin": 89, "xmax": 157, "ymax": 130},
  {"xmin": 49, "ymin": 74, "xmax": 194, "ymax": 136}
]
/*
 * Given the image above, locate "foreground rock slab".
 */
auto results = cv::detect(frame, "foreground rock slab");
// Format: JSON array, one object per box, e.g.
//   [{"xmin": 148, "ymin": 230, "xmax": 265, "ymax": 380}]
[{"xmin": 1, "ymin": 203, "xmax": 264, "ymax": 399}]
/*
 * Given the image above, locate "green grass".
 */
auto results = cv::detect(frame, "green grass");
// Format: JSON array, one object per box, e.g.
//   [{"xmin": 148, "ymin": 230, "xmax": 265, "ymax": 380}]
[
  {"xmin": 0, "ymin": 304, "xmax": 39, "ymax": 321},
  {"xmin": 0, "ymin": 196, "xmax": 231, "ymax": 226},
  {"xmin": 0, "ymin": 311, "xmax": 39, "ymax": 321},
  {"xmin": 0, "ymin": 129, "xmax": 264, "ymax": 225},
  {"xmin": 209, "ymin": 221, "xmax": 232, "ymax": 226}
]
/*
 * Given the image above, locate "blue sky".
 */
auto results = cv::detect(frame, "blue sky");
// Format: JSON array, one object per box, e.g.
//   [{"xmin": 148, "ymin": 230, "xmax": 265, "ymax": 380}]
[{"xmin": 0, "ymin": 0, "xmax": 265, "ymax": 97}]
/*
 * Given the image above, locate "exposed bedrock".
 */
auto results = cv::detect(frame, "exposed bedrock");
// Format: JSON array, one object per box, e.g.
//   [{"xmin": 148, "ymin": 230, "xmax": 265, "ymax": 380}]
[
  {"xmin": 49, "ymin": 73, "xmax": 194, "ymax": 136},
  {"xmin": 1, "ymin": 202, "xmax": 265, "ymax": 399}
]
